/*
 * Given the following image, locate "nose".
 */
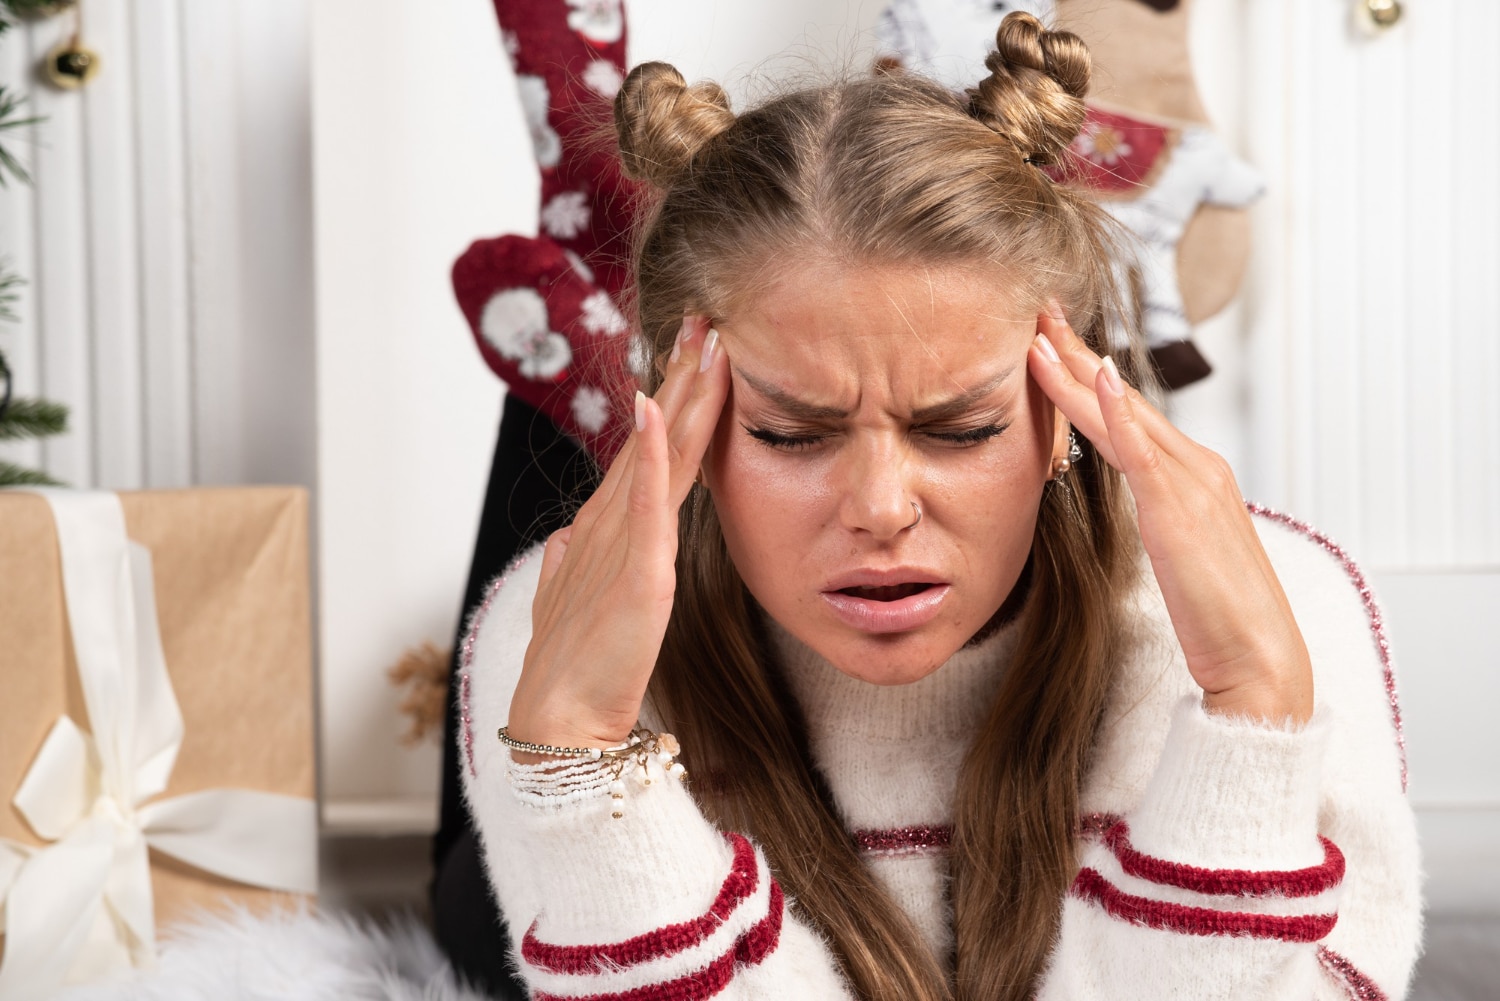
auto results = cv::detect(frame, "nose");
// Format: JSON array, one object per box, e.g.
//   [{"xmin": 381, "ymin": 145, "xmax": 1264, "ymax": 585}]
[{"xmin": 837, "ymin": 435, "xmax": 918, "ymax": 542}]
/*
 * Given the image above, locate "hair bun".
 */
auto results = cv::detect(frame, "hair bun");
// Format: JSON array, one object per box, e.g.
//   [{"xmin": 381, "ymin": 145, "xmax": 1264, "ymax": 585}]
[
  {"xmin": 614, "ymin": 62, "xmax": 736, "ymax": 188},
  {"xmin": 968, "ymin": 11, "xmax": 1090, "ymax": 166}
]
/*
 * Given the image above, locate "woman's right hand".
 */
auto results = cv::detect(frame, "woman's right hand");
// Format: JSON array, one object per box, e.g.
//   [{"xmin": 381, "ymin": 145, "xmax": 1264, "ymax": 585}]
[{"xmin": 505, "ymin": 317, "xmax": 729, "ymax": 752}]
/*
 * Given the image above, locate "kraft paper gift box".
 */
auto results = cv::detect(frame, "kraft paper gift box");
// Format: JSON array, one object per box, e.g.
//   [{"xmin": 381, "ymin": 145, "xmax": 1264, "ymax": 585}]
[{"xmin": 0, "ymin": 488, "xmax": 318, "ymax": 995}]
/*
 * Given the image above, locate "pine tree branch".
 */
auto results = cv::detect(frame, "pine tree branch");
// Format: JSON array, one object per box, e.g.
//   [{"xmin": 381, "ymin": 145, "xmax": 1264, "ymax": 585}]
[
  {"xmin": 0, "ymin": 0, "xmax": 67, "ymax": 35},
  {"xmin": 0, "ymin": 459, "xmax": 62, "ymax": 487},
  {"xmin": 0, "ymin": 263, "xmax": 23, "ymax": 323},
  {"xmin": 0, "ymin": 344, "xmax": 10, "ymax": 419},
  {"xmin": 0, "ymin": 87, "xmax": 41, "ymax": 187},
  {"xmin": 0, "ymin": 396, "xmax": 67, "ymax": 439}
]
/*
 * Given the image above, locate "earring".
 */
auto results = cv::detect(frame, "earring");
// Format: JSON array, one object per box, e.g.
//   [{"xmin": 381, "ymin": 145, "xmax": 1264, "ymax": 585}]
[
  {"xmin": 906, "ymin": 502, "xmax": 922, "ymax": 529},
  {"xmin": 1051, "ymin": 431, "xmax": 1081, "ymax": 481}
]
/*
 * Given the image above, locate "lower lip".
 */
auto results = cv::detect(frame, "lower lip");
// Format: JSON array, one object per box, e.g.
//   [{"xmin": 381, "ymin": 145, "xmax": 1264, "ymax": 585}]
[{"xmin": 820, "ymin": 585, "xmax": 951, "ymax": 634}]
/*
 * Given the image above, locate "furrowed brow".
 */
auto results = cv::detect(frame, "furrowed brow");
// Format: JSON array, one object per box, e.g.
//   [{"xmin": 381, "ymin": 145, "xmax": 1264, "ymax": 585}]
[
  {"xmin": 736, "ymin": 368, "xmax": 852, "ymax": 420},
  {"xmin": 734, "ymin": 365, "xmax": 1015, "ymax": 422},
  {"xmin": 909, "ymin": 366, "xmax": 1015, "ymax": 421}
]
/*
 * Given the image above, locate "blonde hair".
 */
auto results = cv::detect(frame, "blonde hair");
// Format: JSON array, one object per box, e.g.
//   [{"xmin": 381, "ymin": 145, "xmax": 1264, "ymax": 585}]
[{"xmin": 615, "ymin": 13, "xmax": 1147, "ymax": 999}]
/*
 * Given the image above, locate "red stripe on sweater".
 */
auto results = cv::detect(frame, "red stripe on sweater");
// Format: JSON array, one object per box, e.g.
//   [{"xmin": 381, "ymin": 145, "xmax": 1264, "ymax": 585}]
[
  {"xmin": 736, "ymin": 881, "xmax": 784, "ymax": 966},
  {"xmin": 458, "ymin": 553, "xmax": 534, "ymax": 777},
  {"xmin": 1103, "ymin": 822, "xmax": 1345, "ymax": 898},
  {"xmin": 852, "ymin": 825, "xmax": 952, "ymax": 854},
  {"xmin": 531, "ymin": 880, "xmax": 785, "ymax": 1001},
  {"xmin": 1246, "ymin": 503, "xmax": 1408, "ymax": 792},
  {"xmin": 522, "ymin": 833, "xmax": 760, "ymax": 974},
  {"xmin": 1070, "ymin": 868, "xmax": 1338, "ymax": 942},
  {"xmin": 532, "ymin": 950, "xmax": 736, "ymax": 1001},
  {"xmin": 1318, "ymin": 946, "xmax": 1390, "ymax": 1001}
]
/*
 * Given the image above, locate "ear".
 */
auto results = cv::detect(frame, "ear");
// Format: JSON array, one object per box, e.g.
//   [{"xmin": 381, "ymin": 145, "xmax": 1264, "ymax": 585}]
[
  {"xmin": 1050, "ymin": 403, "xmax": 1072, "ymax": 466},
  {"xmin": 697, "ymin": 438, "xmax": 716, "ymax": 492}
]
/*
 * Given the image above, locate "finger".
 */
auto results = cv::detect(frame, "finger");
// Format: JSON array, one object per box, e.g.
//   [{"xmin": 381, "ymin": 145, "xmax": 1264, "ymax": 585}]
[
  {"xmin": 570, "ymin": 434, "xmax": 635, "ymax": 533},
  {"xmin": 652, "ymin": 316, "xmax": 715, "ymax": 427},
  {"xmin": 1038, "ymin": 307, "xmax": 1106, "ymax": 393},
  {"xmin": 1040, "ymin": 308, "xmax": 1195, "ymax": 461},
  {"xmin": 625, "ymin": 393, "xmax": 675, "ymax": 569},
  {"xmin": 588, "ymin": 316, "xmax": 710, "ymax": 518},
  {"xmin": 1094, "ymin": 357, "xmax": 1177, "ymax": 501},
  {"xmin": 1028, "ymin": 332, "xmax": 1120, "ymax": 468},
  {"xmin": 664, "ymin": 327, "xmax": 730, "ymax": 499}
]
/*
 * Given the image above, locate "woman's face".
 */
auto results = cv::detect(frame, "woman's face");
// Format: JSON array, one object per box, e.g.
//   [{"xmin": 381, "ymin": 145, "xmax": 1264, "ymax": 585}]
[{"xmin": 706, "ymin": 260, "xmax": 1068, "ymax": 685}]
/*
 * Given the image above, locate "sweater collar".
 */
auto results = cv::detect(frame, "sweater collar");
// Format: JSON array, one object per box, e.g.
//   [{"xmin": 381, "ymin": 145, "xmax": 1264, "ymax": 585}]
[{"xmin": 764, "ymin": 615, "xmax": 1023, "ymax": 743}]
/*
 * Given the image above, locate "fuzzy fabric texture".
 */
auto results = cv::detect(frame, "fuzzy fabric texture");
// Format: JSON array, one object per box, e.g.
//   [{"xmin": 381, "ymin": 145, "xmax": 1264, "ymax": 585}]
[
  {"xmin": 53, "ymin": 907, "xmax": 494, "ymax": 1001},
  {"xmin": 457, "ymin": 510, "xmax": 1422, "ymax": 1000}
]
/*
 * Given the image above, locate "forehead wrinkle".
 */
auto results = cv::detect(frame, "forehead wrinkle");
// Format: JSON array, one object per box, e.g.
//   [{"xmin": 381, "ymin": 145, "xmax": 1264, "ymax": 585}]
[
  {"xmin": 888, "ymin": 270, "xmax": 1020, "ymax": 405},
  {"xmin": 727, "ymin": 264, "xmax": 1028, "ymax": 421},
  {"xmin": 732, "ymin": 362, "xmax": 1016, "ymax": 422},
  {"xmin": 884, "ymin": 270, "xmax": 948, "ymax": 395},
  {"xmin": 734, "ymin": 366, "xmax": 852, "ymax": 420}
]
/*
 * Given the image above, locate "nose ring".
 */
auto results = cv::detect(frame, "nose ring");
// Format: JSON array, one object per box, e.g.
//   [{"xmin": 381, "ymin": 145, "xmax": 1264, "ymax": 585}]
[{"xmin": 907, "ymin": 502, "xmax": 922, "ymax": 530}]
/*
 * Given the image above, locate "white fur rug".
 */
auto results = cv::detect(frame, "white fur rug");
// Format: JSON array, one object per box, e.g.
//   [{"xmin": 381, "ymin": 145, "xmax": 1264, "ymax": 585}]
[{"xmin": 54, "ymin": 907, "xmax": 495, "ymax": 1001}]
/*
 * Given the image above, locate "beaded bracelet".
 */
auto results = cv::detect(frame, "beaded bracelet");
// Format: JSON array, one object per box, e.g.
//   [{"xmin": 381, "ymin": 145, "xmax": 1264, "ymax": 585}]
[{"xmin": 498, "ymin": 726, "xmax": 686, "ymax": 819}]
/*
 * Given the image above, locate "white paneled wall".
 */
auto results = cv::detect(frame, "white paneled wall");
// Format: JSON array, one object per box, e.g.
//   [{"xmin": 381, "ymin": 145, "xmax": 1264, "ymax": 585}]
[
  {"xmin": 1245, "ymin": 0, "xmax": 1500, "ymax": 914},
  {"xmin": 1245, "ymin": 0, "xmax": 1500, "ymax": 571},
  {"xmin": 0, "ymin": 0, "xmax": 314, "ymax": 491}
]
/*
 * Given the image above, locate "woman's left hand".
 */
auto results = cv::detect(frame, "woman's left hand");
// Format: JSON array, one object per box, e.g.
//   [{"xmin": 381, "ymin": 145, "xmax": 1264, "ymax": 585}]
[{"xmin": 1028, "ymin": 308, "xmax": 1314, "ymax": 725}]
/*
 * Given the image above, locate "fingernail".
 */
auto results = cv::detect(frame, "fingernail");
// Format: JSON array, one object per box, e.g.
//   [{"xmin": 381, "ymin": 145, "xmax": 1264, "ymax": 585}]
[
  {"xmin": 669, "ymin": 319, "xmax": 689, "ymax": 364},
  {"xmin": 1100, "ymin": 356, "xmax": 1125, "ymax": 397},
  {"xmin": 1046, "ymin": 298, "xmax": 1066, "ymax": 321},
  {"xmin": 699, "ymin": 328, "xmax": 720, "ymax": 373},
  {"xmin": 634, "ymin": 390, "xmax": 647, "ymax": 432},
  {"xmin": 1035, "ymin": 333, "xmax": 1060, "ymax": 363}
]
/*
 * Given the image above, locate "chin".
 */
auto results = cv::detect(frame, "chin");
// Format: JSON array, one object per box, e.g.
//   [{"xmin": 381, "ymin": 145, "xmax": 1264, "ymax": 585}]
[{"xmin": 816, "ymin": 630, "xmax": 960, "ymax": 687}]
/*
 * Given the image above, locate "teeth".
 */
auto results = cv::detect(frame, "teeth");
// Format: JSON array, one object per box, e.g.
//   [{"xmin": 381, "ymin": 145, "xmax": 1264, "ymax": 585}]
[{"xmin": 845, "ymin": 583, "xmax": 929, "ymax": 601}]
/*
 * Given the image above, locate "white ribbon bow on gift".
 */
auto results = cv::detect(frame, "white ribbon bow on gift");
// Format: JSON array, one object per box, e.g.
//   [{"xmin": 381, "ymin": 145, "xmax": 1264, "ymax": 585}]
[{"xmin": 0, "ymin": 490, "xmax": 317, "ymax": 998}]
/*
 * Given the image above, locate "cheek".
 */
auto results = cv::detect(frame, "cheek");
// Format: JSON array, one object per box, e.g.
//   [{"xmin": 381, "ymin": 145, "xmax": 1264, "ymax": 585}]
[{"xmin": 708, "ymin": 421, "xmax": 832, "ymax": 554}]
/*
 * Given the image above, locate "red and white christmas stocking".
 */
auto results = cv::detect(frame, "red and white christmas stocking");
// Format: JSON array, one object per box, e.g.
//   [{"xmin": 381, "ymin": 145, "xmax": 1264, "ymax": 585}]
[{"xmin": 452, "ymin": 0, "xmax": 640, "ymax": 464}]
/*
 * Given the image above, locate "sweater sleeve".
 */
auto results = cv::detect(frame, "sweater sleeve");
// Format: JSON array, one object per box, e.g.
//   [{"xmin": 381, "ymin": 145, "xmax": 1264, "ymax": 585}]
[
  {"xmin": 1039, "ymin": 512, "xmax": 1423, "ymax": 1000},
  {"xmin": 456, "ymin": 547, "xmax": 853, "ymax": 1000}
]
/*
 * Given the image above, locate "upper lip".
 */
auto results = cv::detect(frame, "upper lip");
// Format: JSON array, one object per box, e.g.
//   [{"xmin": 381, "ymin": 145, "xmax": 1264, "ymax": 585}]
[{"xmin": 822, "ymin": 567, "xmax": 949, "ymax": 592}]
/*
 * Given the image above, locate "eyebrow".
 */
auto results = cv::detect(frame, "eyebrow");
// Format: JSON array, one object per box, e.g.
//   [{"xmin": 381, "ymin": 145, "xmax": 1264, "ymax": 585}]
[{"xmin": 734, "ymin": 365, "xmax": 1016, "ymax": 422}]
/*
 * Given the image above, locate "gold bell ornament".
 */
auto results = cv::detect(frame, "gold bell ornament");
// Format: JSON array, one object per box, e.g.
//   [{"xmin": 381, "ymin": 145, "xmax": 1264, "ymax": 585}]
[
  {"xmin": 1356, "ymin": 0, "xmax": 1404, "ymax": 33},
  {"xmin": 44, "ymin": 36, "xmax": 100, "ymax": 89},
  {"xmin": 37, "ymin": 1, "xmax": 99, "ymax": 90}
]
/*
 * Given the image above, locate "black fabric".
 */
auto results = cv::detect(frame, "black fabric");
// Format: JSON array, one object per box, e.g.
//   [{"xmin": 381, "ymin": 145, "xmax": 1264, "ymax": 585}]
[
  {"xmin": 432, "ymin": 826, "xmax": 528, "ymax": 1000},
  {"xmin": 432, "ymin": 392, "xmax": 601, "ymax": 997}
]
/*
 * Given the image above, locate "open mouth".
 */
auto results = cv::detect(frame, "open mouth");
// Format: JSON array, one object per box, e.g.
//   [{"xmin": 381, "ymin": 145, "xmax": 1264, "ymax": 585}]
[
  {"xmin": 836, "ymin": 583, "xmax": 937, "ymax": 602},
  {"xmin": 822, "ymin": 581, "xmax": 951, "ymax": 633}
]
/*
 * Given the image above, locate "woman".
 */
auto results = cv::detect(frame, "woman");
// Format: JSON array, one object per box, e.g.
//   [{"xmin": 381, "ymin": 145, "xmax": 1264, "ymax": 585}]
[{"xmin": 458, "ymin": 14, "xmax": 1420, "ymax": 999}]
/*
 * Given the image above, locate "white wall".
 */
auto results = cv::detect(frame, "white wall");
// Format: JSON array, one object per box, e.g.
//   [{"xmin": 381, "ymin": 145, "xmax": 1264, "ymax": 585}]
[
  {"xmin": 1241, "ymin": 0, "xmax": 1500, "ymax": 915},
  {"xmin": 311, "ymin": 0, "xmax": 515, "ymax": 831}
]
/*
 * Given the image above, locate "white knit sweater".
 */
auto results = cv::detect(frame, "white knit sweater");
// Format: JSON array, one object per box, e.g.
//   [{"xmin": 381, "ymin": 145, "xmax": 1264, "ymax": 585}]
[{"xmin": 458, "ymin": 507, "xmax": 1422, "ymax": 1000}]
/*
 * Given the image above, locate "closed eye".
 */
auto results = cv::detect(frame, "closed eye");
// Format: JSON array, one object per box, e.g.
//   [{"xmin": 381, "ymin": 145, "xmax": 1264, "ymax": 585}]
[
  {"xmin": 924, "ymin": 422, "xmax": 1009, "ymax": 446},
  {"xmin": 744, "ymin": 426, "xmax": 830, "ymax": 451},
  {"xmin": 743, "ymin": 422, "xmax": 1010, "ymax": 451}
]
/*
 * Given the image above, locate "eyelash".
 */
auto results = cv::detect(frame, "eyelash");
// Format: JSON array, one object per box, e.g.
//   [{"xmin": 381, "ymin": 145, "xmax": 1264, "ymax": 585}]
[{"xmin": 744, "ymin": 423, "xmax": 1010, "ymax": 451}]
